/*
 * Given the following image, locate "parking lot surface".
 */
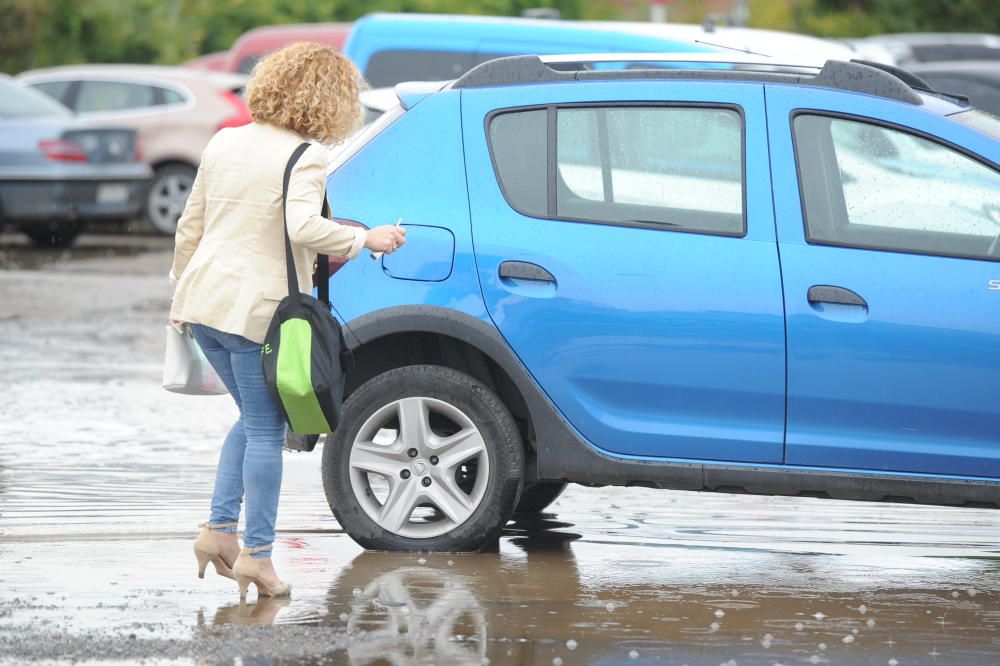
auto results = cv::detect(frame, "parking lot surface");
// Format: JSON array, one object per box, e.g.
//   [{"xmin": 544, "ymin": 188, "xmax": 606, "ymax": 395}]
[{"xmin": 1, "ymin": 233, "xmax": 999, "ymax": 665}]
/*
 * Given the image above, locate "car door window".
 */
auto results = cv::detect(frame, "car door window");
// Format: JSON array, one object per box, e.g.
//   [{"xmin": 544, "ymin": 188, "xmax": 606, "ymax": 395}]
[
  {"xmin": 795, "ymin": 114, "xmax": 1000, "ymax": 261},
  {"xmin": 489, "ymin": 105, "xmax": 745, "ymax": 236},
  {"xmin": 76, "ymin": 81, "xmax": 156, "ymax": 113}
]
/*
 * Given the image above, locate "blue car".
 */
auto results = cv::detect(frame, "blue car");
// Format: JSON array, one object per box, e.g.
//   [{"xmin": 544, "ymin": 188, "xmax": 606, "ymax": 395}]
[
  {"xmin": 342, "ymin": 13, "xmax": 722, "ymax": 88},
  {"xmin": 320, "ymin": 54, "xmax": 1000, "ymax": 552}
]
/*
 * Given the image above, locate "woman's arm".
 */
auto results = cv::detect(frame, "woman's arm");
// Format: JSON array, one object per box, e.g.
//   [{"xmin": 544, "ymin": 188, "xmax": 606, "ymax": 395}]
[
  {"xmin": 285, "ymin": 144, "xmax": 368, "ymax": 258},
  {"xmin": 169, "ymin": 148, "xmax": 209, "ymax": 283}
]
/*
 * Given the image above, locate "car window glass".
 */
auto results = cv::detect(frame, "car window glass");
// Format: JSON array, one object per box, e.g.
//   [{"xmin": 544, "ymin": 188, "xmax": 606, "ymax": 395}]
[
  {"xmin": 795, "ymin": 114, "xmax": 1000, "ymax": 261},
  {"xmin": 555, "ymin": 106, "xmax": 744, "ymax": 234},
  {"xmin": 76, "ymin": 81, "xmax": 156, "ymax": 112},
  {"xmin": 31, "ymin": 80, "xmax": 73, "ymax": 105},
  {"xmin": 954, "ymin": 109, "xmax": 1000, "ymax": 141},
  {"xmin": 159, "ymin": 87, "xmax": 186, "ymax": 105},
  {"xmin": 237, "ymin": 56, "xmax": 261, "ymax": 75},
  {"xmin": 488, "ymin": 110, "xmax": 547, "ymax": 217},
  {"xmin": 0, "ymin": 78, "xmax": 70, "ymax": 119},
  {"xmin": 364, "ymin": 50, "xmax": 479, "ymax": 88}
]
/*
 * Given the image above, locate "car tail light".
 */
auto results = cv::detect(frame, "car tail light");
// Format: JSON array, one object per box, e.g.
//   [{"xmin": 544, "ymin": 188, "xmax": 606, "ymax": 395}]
[
  {"xmin": 134, "ymin": 138, "xmax": 144, "ymax": 162},
  {"xmin": 216, "ymin": 90, "xmax": 252, "ymax": 131},
  {"xmin": 316, "ymin": 217, "xmax": 367, "ymax": 284},
  {"xmin": 38, "ymin": 139, "xmax": 87, "ymax": 162}
]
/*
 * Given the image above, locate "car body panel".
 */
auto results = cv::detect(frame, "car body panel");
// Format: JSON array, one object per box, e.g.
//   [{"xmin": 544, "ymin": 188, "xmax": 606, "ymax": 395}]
[
  {"xmin": 461, "ymin": 80, "xmax": 787, "ymax": 463},
  {"xmin": 765, "ymin": 83, "xmax": 1000, "ymax": 478},
  {"xmin": 326, "ymin": 91, "xmax": 490, "ymax": 325}
]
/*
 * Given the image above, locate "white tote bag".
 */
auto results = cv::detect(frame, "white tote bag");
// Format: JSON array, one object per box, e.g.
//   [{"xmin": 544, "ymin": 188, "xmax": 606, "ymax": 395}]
[{"xmin": 162, "ymin": 324, "xmax": 228, "ymax": 395}]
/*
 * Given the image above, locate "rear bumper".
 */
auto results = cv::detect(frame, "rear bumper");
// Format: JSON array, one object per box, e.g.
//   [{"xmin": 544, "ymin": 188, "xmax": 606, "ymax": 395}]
[{"xmin": 0, "ymin": 176, "xmax": 151, "ymax": 225}]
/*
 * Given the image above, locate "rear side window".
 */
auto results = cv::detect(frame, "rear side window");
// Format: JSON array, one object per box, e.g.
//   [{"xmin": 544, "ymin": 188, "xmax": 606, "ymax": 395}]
[
  {"xmin": 30, "ymin": 80, "xmax": 73, "ymax": 105},
  {"xmin": 488, "ymin": 105, "xmax": 745, "ymax": 236},
  {"xmin": 794, "ymin": 114, "xmax": 1000, "ymax": 262},
  {"xmin": 76, "ymin": 81, "xmax": 156, "ymax": 112},
  {"xmin": 160, "ymin": 87, "xmax": 187, "ymax": 105}
]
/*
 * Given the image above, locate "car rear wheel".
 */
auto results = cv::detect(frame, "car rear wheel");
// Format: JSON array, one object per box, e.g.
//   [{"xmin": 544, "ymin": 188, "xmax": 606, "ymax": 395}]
[
  {"xmin": 323, "ymin": 365, "xmax": 524, "ymax": 552},
  {"xmin": 22, "ymin": 221, "xmax": 82, "ymax": 248},
  {"xmin": 146, "ymin": 164, "xmax": 195, "ymax": 235},
  {"xmin": 514, "ymin": 481, "xmax": 567, "ymax": 515}
]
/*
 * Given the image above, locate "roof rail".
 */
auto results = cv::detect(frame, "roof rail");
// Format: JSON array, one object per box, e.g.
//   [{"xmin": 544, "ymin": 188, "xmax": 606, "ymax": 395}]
[{"xmin": 453, "ymin": 54, "xmax": 927, "ymax": 106}]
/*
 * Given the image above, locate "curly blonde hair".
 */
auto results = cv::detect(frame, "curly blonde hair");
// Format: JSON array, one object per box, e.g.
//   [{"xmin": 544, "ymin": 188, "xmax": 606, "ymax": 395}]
[{"xmin": 245, "ymin": 42, "xmax": 364, "ymax": 145}]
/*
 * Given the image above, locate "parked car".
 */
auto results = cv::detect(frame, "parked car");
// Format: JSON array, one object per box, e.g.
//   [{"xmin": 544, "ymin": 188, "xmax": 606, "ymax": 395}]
[
  {"xmin": 0, "ymin": 75, "xmax": 150, "ymax": 247},
  {"xmin": 342, "ymin": 13, "xmax": 856, "ymax": 88},
  {"xmin": 318, "ymin": 54, "xmax": 1000, "ymax": 552},
  {"xmin": 18, "ymin": 65, "xmax": 249, "ymax": 235},
  {"xmin": 224, "ymin": 22, "xmax": 352, "ymax": 74},
  {"xmin": 856, "ymin": 33, "xmax": 1000, "ymax": 67},
  {"xmin": 905, "ymin": 60, "xmax": 1000, "ymax": 116}
]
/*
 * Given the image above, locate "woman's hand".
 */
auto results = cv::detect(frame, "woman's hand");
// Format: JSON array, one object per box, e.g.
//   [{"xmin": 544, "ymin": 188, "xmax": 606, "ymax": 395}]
[{"xmin": 364, "ymin": 225, "xmax": 407, "ymax": 255}]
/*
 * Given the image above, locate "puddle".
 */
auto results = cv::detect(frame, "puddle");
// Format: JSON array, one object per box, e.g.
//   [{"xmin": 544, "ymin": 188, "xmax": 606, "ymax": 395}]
[{"xmin": 1, "ymin": 236, "xmax": 1000, "ymax": 664}]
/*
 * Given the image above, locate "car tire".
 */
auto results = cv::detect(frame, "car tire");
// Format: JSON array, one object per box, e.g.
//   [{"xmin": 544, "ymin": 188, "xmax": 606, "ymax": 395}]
[
  {"xmin": 145, "ymin": 164, "xmax": 196, "ymax": 235},
  {"xmin": 323, "ymin": 365, "xmax": 524, "ymax": 552},
  {"xmin": 514, "ymin": 481, "xmax": 567, "ymax": 515},
  {"xmin": 22, "ymin": 221, "xmax": 82, "ymax": 248}
]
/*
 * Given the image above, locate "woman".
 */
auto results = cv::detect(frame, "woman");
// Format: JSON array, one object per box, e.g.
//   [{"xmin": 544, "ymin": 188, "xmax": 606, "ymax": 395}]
[{"xmin": 169, "ymin": 43, "xmax": 405, "ymax": 599}]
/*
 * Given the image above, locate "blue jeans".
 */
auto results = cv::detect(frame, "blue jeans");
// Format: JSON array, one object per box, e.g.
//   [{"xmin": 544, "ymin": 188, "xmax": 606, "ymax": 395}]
[{"xmin": 190, "ymin": 324, "xmax": 285, "ymax": 558}]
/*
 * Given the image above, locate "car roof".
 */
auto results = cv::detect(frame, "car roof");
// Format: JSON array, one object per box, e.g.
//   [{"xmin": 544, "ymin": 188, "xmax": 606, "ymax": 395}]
[
  {"xmin": 448, "ymin": 53, "xmax": 969, "ymax": 115},
  {"xmin": 17, "ymin": 64, "xmax": 246, "ymax": 90},
  {"xmin": 353, "ymin": 13, "xmax": 854, "ymax": 61}
]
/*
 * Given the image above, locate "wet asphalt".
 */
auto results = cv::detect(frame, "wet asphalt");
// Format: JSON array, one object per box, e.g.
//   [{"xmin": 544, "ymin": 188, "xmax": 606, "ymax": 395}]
[{"xmin": 1, "ymin": 231, "xmax": 999, "ymax": 665}]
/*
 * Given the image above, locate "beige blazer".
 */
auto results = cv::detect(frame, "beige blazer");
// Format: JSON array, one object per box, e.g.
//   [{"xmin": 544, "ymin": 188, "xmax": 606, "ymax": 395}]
[{"xmin": 169, "ymin": 122, "xmax": 366, "ymax": 344}]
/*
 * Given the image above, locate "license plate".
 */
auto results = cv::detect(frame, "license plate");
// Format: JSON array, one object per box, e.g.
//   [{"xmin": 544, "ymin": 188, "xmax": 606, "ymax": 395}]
[{"xmin": 96, "ymin": 183, "xmax": 129, "ymax": 204}]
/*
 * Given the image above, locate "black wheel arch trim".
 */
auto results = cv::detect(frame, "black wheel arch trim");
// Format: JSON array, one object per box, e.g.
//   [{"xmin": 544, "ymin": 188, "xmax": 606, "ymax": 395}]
[{"xmin": 341, "ymin": 305, "xmax": 999, "ymax": 509}]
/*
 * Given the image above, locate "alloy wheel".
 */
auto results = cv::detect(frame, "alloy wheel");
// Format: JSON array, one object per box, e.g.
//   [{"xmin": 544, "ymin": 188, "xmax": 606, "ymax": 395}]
[{"xmin": 348, "ymin": 396, "xmax": 490, "ymax": 539}]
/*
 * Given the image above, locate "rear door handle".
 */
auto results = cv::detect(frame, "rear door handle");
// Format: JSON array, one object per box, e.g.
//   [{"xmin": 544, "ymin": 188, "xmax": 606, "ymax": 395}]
[
  {"xmin": 499, "ymin": 261, "xmax": 555, "ymax": 283},
  {"xmin": 807, "ymin": 285, "xmax": 867, "ymax": 307}
]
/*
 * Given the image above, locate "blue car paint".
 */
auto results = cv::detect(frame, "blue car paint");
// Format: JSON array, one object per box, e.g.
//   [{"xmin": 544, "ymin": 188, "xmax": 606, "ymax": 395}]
[
  {"xmin": 381, "ymin": 224, "xmax": 456, "ymax": 282},
  {"xmin": 326, "ymin": 72, "xmax": 1000, "ymax": 483},
  {"xmin": 764, "ymin": 84, "xmax": 1000, "ymax": 478},
  {"xmin": 326, "ymin": 90, "xmax": 490, "ymax": 326},
  {"xmin": 344, "ymin": 13, "xmax": 715, "ymax": 81},
  {"xmin": 462, "ymin": 80, "xmax": 786, "ymax": 463}
]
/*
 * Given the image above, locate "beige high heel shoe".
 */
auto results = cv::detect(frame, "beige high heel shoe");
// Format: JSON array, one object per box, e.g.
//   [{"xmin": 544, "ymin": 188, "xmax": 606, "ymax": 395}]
[
  {"xmin": 233, "ymin": 545, "xmax": 292, "ymax": 599},
  {"xmin": 193, "ymin": 522, "xmax": 239, "ymax": 580}
]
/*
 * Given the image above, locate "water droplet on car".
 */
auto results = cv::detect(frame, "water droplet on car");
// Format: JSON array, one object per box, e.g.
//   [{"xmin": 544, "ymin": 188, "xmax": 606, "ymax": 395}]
[{"xmin": 566, "ymin": 639, "xmax": 578, "ymax": 650}]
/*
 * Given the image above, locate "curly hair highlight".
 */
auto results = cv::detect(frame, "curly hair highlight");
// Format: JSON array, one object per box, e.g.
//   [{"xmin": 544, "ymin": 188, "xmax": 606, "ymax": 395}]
[{"xmin": 245, "ymin": 42, "xmax": 364, "ymax": 145}]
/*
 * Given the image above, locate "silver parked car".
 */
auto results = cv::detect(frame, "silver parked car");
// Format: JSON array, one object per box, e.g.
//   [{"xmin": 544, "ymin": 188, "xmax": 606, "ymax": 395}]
[{"xmin": 0, "ymin": 75, "xmax": 151, "ymax": 247}]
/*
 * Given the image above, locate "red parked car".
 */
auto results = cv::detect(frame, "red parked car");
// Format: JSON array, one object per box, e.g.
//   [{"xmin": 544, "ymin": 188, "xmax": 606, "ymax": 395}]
[{"xmin": 219, "ymin": 23, "xmax": 352, "ymax": 74}]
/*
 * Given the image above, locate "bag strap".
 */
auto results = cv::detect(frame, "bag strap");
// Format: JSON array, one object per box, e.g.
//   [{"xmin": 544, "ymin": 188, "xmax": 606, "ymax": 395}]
[
  {"xmin": 281, "ymin": 142, "xmax": 313, "ymax": 297},
  {"xmin": 316, "ymin": 200, "xmax": 332, "ymax": 307}
]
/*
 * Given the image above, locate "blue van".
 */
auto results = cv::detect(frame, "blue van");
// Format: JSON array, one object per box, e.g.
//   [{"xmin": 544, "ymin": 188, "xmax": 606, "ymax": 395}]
[
  {"xmin": 342, "ymin": 13, "xmax": 718, "ymax": 87},
  {"xmin": 320, "ymin": 54, "xmax": 1000, "ymax": 552}
]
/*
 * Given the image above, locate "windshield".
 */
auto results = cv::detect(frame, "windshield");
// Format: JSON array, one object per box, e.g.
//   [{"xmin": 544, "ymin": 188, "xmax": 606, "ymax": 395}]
[
  {"xmin": 0, "ymin": 77, "xmax": 71, "ymax": 120},
  {"xmin": 953, "ymin": 109, "xmax": 1000, "ymax": 141}
]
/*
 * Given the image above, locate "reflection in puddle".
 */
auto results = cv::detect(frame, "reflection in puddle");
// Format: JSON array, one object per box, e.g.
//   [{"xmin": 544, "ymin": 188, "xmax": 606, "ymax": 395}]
[{"xmin": 198, "ymin": 517, "xmax": 1000, "ymax": 665}]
